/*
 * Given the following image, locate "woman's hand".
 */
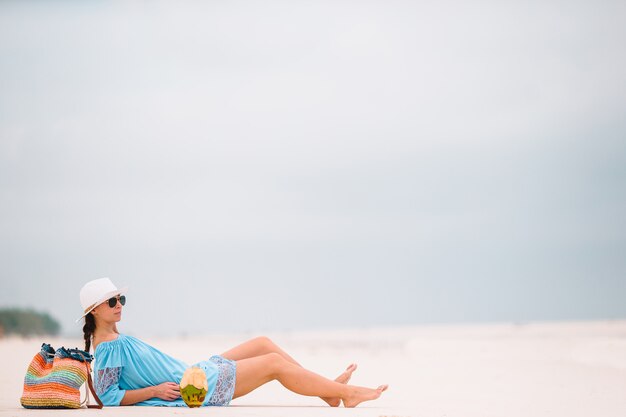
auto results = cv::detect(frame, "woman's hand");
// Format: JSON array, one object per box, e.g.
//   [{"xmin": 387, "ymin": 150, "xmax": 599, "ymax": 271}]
[{"xmin": 152, "ymin": 382, "xmax": 181, "ymax": 401}]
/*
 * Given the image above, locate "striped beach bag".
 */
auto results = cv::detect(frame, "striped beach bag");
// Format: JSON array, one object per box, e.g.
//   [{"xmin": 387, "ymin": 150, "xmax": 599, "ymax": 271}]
[{"xmin": 20, "ymin": 343, "xmax": 103, "ymax": 409}]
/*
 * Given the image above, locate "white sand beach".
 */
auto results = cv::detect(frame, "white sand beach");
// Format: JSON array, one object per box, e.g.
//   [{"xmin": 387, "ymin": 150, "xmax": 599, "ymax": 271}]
[{"xmin": 1, "ymin": 320, "xmax": 625, "ymax": 417}]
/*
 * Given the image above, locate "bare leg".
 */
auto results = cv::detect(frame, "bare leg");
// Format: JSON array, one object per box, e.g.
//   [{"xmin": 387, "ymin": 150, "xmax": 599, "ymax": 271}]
[
  {"xmin": 221, "ymin": 336, "xmax": 301, "ymax": 364},
  {"xmin": 221, "ymin": 336, "xmax": 357, "ymax": 406},
  {"xmin": 232, "ymin": 352, "xmax": 388, "ymax": 408}
]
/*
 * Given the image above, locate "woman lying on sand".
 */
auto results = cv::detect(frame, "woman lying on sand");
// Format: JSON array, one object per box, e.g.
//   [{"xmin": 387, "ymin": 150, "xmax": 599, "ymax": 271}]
[{"xmin": 78, "ymin": 278, "xmax": 388, "ymax": 408}]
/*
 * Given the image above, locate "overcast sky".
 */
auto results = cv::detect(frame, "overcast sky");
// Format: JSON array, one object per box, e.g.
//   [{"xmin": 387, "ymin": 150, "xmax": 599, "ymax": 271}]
[{"xmin": 1, "ymin": 0, "xmax": 625, "ymax": 337}]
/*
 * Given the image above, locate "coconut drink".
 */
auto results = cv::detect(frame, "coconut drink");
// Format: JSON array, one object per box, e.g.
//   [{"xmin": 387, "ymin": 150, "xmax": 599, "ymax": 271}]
[{"xmin": 180, "ymin": 366, "xmax": 208, "ymax": 407}]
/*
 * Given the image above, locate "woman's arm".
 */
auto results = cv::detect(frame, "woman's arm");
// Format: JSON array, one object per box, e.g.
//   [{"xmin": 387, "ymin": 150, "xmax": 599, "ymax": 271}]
[{"xmin": 119, "ymin": 382, "xmax": 181, "ymax": 405}]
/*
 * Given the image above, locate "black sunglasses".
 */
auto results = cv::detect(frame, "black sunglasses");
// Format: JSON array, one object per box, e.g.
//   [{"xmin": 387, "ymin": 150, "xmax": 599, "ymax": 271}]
[{"xmin": 107, "ymin": 295, "xmax": 126, "ymax": 308}]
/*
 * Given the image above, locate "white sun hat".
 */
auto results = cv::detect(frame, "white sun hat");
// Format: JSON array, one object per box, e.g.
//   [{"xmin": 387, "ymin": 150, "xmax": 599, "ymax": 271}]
[{"xmin": 76, "ymin": 277, "xmax": 128, "ymax": 323}]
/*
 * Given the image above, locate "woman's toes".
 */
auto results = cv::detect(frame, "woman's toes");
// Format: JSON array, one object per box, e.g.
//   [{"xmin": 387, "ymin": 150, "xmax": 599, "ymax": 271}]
[{"xmin": 335, "ymin": 364, "xmax": 358, "ymax": 384}]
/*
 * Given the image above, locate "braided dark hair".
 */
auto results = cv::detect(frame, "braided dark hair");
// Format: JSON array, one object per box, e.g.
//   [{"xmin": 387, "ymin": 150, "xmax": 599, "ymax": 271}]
[{"xmin": 83, "ymin": 312, "xmax": 96, "ymax": 352}]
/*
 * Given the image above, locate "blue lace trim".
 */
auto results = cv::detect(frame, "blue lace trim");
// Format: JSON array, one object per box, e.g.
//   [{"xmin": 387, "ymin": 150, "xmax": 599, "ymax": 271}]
[
  {"xmin": 95, "ymin": 367, "xmax": 121, "ymax": 396},
  {"xmin": 206, "ymin": 355, "xmax": 237, "ymax": 406}
]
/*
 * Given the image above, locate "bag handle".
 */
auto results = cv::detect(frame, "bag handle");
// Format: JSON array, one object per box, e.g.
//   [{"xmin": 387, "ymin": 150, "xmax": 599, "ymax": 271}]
[
  {"xmin": 85, "ymin": 362, "xmax": 104, "ymax": 409},
  {"xmin": 77, "ymin": 352, "xmax": 103, "ymax": 409}
]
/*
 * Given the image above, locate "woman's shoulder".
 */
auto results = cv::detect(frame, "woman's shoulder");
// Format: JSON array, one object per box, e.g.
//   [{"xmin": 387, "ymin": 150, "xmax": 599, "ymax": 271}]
[
  {"xmin": 93, "ymin": 334, "xmax": 157, "ymax": 369},
  {"xmin": 93, "ymin": 333, "xmax": 124, "ymax": 353},
  {"xmin": 93, "ymin": 333, "xmax": 150, "ymax": 353}
]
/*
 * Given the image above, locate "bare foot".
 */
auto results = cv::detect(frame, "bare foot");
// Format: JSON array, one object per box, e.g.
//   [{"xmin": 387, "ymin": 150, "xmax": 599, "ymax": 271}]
[
  {"xmin": 342, "ymin": 384, "xmax": 388, "ymax": 408},
  {"xmin": 321, "ymin": 363, "xmax": 358, "ymax": 407}
]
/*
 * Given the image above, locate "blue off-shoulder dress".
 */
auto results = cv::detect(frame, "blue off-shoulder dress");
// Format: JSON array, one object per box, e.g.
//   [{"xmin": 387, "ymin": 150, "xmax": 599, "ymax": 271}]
[{"xmin": 93, "ymin": 334, "xmax": 236, "ymax": 407}]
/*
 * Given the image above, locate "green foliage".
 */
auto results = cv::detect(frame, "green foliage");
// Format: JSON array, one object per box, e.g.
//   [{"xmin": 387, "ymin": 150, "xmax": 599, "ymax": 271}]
[{"xmin": 0, "ymin": 308, "xmax": 61, "ymax": 337}]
